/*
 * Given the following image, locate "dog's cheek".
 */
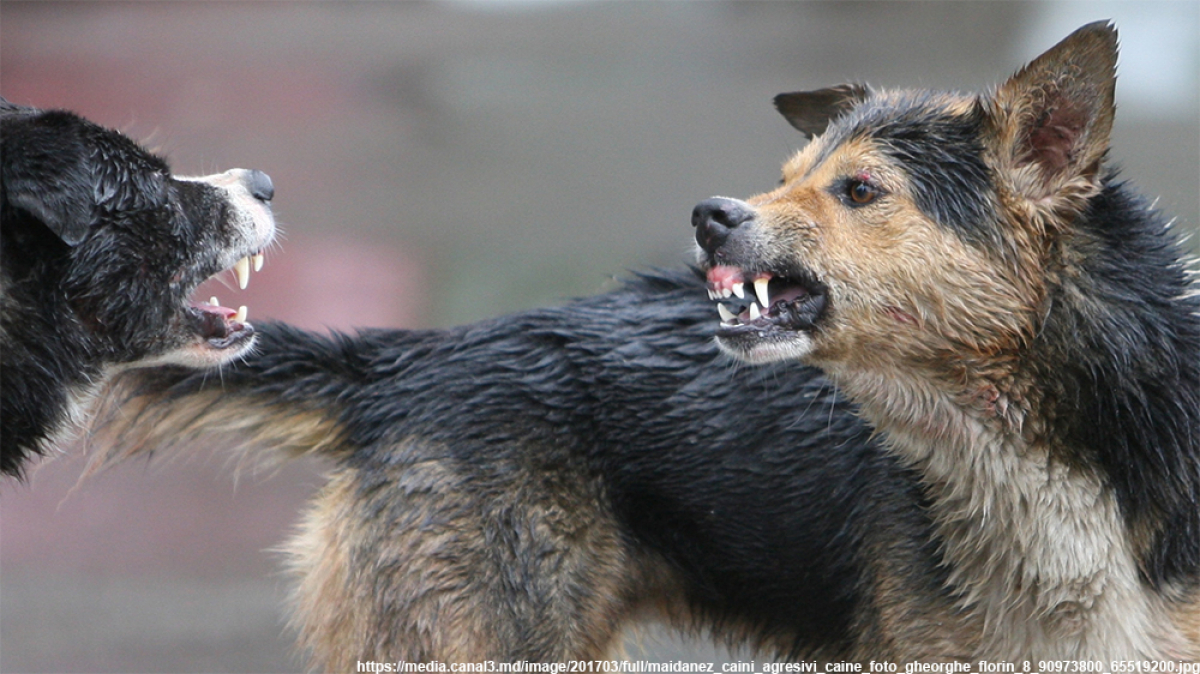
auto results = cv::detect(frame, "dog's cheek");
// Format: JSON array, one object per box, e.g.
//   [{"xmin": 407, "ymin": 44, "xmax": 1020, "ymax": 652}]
[
  {"xmin": 99, "ymin": 285, "xmax": 165, "ymax": 358},
  {"xmin": 176, "ymin": 185, "xmax": 237, "ymax": 259},
  {"xmin": 802, "ymin": 218, "xmax": 940, "ymax": 361},
  {"xmin": 806, "ymin": 279, "xmax": 892, "ymax": 365},
  {"xmin": 63, "ymin": 244, "xmax": 175, "ymax": 361}
]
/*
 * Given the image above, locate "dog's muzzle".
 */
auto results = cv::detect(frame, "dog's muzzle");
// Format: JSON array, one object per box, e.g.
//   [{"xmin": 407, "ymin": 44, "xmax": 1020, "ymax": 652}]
[{"xmin": 690, "ymin": 196, "xmax": 829, "ymax": 358}]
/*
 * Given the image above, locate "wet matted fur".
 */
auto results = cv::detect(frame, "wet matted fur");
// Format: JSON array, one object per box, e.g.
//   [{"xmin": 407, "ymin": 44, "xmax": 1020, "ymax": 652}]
[
  {"xmin": 1, "ymin": 99, "xmax": 276, "ymax": 476},
  {"xmin": 88, "ymin": 23, "xmax": 1198, "ymax": 666},
  {"xmin": 89, "ymin": 273, "xmax": 939, "ymax": 664}
]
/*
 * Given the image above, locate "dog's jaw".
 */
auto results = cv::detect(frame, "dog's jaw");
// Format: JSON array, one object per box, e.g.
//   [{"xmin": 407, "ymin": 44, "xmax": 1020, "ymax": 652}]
[
  {"xmin": 704, "ymin": 264, "xmax": 828, "ymax": 363},
  {"xmin": 157, "ymin": 169, "xmax": 277, "ymax": 369}
]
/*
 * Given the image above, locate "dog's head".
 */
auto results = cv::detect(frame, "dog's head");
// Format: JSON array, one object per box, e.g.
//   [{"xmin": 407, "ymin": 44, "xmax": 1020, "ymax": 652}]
[
  {"xmin": 693, "ymin": 23, "xmax": 1118, "ymax": 385},
  {"xmin": 1, "ymin": 100, "xmax": 276, "ymax": 368}
]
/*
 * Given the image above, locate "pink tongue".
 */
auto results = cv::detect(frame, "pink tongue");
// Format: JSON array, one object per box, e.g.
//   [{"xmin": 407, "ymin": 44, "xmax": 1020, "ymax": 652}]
[{"xmin": 190, "ymin": 301, "xmax": 237, "ymax": 319}]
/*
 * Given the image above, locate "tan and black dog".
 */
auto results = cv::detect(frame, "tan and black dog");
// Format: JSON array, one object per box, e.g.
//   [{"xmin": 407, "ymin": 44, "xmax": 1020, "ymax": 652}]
[
  {"xmin": 86, "ymin": 23, "xmax": 1198, "ymax": 667},
  {"xmin": 696, "ymin": 21, "xmax": 1200, "ymax": 662},
  {"xmin": 1, "ymin": 99, "xmax": 276, "ymax": 476}
]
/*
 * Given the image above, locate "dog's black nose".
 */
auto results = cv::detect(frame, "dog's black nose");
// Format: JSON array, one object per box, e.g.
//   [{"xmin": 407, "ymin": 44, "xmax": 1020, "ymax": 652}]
[
  {"xmin": 244, "ymin": 170, "xmax": 275, "ymax": 202},
  {"xmin": 693, "ymin": 197, "xmax": 754, "ymax": 253}
]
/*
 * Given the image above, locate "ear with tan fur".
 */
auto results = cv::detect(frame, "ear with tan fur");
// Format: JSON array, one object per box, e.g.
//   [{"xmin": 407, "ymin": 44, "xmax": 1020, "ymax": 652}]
[
  {"xmin": 774, "ymin": 84, "xmax": 870, "ymax": 139},
  {"xmin": 987, "ymin": 21, "xmax": 1118, "ymax": 205}
]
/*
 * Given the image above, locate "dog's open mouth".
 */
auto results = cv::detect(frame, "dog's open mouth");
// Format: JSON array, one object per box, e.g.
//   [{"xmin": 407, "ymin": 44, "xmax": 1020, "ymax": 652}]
[
  {"xmin": 184, "ymin": 253, "xmax": 264, "ymax": 351},
  {"xmin": 706, "ymin": 265, "xmax": 827, "ymax": 336}
]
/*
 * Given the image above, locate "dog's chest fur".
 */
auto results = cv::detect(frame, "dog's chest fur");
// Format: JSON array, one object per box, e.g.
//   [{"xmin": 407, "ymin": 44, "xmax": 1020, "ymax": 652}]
[{"xmin": 838, "ymin": 369, "xmax": 1188, "ymax": 661}]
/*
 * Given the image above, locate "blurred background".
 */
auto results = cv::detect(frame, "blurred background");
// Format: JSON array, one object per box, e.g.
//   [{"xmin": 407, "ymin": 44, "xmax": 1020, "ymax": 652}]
[{"xmin": 1, "ymin": 1, "xmax": 1197, "ymax": 671}]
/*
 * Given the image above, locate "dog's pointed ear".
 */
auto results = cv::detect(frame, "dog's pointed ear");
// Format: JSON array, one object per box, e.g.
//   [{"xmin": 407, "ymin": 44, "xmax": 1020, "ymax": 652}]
[
  {"xmin": 986, "ymin": 21, "xmax": 1117, "ymax": 204},
  {"xmin": 773, "ymin": 84, "xmax": 870, "ymax": 139},
  {"xmin": 2, "ymin": 116, "xmax": 96, "ymax": 246}
]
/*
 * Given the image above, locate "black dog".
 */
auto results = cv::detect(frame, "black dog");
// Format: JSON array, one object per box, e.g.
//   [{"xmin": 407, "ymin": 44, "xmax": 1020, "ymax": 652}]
[{"xmin": 1, "ymin": 98, "xmax": 276, "ymax": 476}]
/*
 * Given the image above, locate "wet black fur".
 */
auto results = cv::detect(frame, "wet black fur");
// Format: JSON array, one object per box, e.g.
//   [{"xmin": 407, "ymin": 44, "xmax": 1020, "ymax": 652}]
[
  {"xmin": 127, "ymin": 269, "xmax": 943, "ymax": 657},
  {"xmin": 1034, "ymin": 181, "xmax": 1200, "ymax": 589},
  {"xmin": 1, "ymin": 99, "xmax": 246, "ymax": 476}
]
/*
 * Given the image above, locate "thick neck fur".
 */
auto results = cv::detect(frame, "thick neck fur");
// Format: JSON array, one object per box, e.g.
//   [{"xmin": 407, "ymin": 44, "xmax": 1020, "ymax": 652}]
[
  {"xmin": 827, "ymin": 182, "xmax": 1200, "ymax": 661},
  {"xmin": 838, "ymin": 369, "xmax": 1188, "ymax": 660},
  {"xmin": 0, "ymin": 247, "xmax": 97, "ymax": 473},
  {"xmin": 0, "ymin": 327, "xmax": 97, "ymax": 474}
]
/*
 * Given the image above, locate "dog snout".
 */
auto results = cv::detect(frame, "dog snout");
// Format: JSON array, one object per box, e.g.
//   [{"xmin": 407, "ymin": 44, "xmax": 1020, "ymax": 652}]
[
  {"xmin": 692, "ymin": 197, "xmax": 754, "ymax": 255},
  {"xmin": 242, "ymin": 170, "xmax": 275, "ymax": 203}
]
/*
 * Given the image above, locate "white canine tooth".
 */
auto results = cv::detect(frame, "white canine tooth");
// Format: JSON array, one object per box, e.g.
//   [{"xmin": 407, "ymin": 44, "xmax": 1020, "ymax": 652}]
[
  {"xmin": 209, "ymin": 296, "xmax": 220, "ymax": 307},
  {"xmin": 251, "ymin": 253, "xmax": 264, "ymax": 272},
  {"xmin": 717, "ymin": 304, "xmax": 737, "ymax": 323},
  {"xmin": 754, "ymin": 277, "xmax": 770, "ymax": 308},
  {"xmin": 732, "ymin": 282, "xmax": 745, "ymax": 299},
  {"xmin": 748, "ymin": 303, "xmax": 761, "ymax": 321},
  {"xmin": 234, "ymin": 256, "xmax": 251, "ymax": 290},
  {"xmin": 234, "ymin": 305, "xmax": 248, "ymax": 323}
]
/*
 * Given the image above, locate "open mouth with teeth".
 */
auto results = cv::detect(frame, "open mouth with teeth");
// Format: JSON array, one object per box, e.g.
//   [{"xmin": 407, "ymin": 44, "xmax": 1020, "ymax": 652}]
[
  {"xmin": 706, "ymin": 265, "xmax": 828, "ymax": 337},
  {"xmin": 184, "ymin": 252, "xmax": 263, "ymax": 352}
]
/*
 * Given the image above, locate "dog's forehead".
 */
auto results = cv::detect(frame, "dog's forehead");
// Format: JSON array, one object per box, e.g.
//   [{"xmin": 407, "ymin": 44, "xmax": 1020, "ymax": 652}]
[
  {"xmin": 42, "ymin": 111, "xmax": 171, "ymax": 181},
  {"xmin": 785, "ymin": 91, "xmax": 975, "ymax": 174},
  {"xmin": 93, "ymin": 124, "xmax": 170, "ymax": 174},
  {"xmin": 826, "ymin": 91, "xmax": 980, "ymax": 157}
]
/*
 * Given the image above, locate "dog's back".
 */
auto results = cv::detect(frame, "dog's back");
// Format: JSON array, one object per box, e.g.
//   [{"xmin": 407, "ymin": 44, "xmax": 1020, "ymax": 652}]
[{"xmin": 89, "ymin": 270, "xmax": 953, "ymax": 664}]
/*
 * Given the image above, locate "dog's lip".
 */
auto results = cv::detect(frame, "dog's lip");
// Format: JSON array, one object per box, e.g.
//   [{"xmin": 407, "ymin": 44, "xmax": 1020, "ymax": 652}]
[
  {"xmin": 185, "ymin": 300, "xmax": 254, "ymax": 348},
  {"xmin": 705, "ymin": 264, "xmax": 827, "ymax": 333}
]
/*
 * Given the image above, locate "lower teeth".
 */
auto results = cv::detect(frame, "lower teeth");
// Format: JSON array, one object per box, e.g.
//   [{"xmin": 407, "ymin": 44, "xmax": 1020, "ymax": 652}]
[{"xmin": 717, "ymin": 301, "xmax": 773, "ymax": 325}]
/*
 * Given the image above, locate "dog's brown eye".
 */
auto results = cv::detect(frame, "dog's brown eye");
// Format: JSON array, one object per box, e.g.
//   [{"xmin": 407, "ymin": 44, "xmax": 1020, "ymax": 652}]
[{"xmin": 848, "ymin": 180, "xmax": 877, "ymax": 205}]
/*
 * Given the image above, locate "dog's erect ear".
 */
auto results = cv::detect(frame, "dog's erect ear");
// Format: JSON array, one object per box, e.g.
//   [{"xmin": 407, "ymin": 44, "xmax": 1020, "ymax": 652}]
[
  {"xmin": 987, "ymin": 21, "xmax": 1117, "ymax": 203},
  {"xmin": 773, "ymin": 84, "xmax": 870, "ymax": 139},
  {"xmin": 2, "ymin": 116, "xmax": 96, "ymax": 246}
]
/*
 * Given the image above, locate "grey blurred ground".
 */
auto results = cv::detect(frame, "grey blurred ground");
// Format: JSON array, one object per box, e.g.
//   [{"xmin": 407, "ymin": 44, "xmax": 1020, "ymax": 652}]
[{"xmin": 1, "ymin": 2, "xmax": 1197, "ymax": 672}]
